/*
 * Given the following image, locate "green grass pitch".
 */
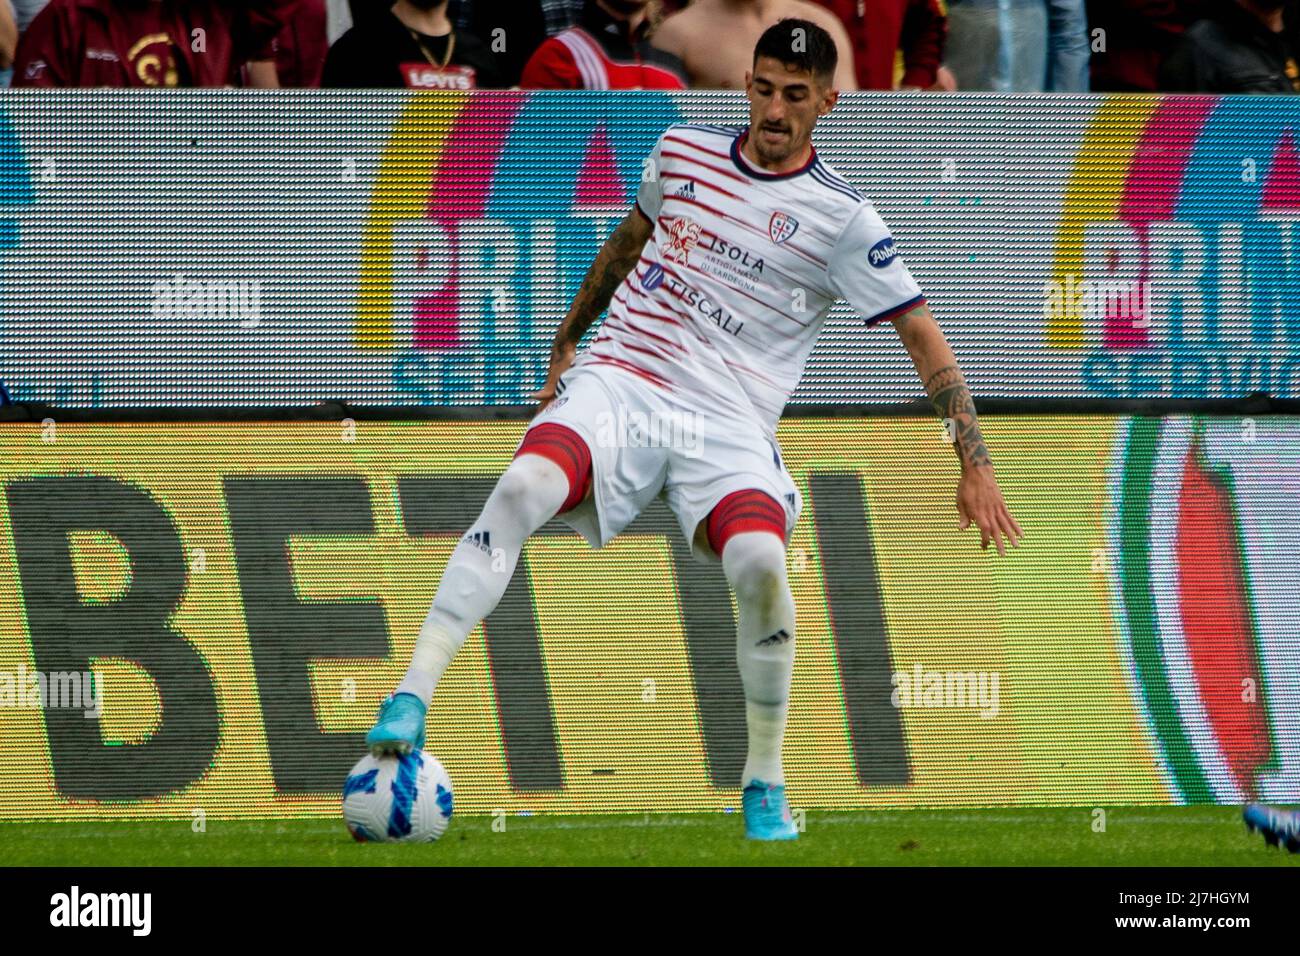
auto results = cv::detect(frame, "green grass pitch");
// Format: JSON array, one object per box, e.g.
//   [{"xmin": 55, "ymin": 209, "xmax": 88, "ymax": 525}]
[{"xmin": 1, "ymin": 807, "xmax": 1296, "ymax": 866}]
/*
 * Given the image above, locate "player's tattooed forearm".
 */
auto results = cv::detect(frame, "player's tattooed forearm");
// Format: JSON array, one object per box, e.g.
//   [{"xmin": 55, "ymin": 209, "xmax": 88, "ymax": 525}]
[
  {"xmin": 924, "ymin": 364, "xmax": 960, "ymax": 394},
  {"xmin": 555, "ymin": 214, "xmax": 648, "ymax": 349},
  {"xmin": 893, "ymin": 301, "xmax": 928, "ymax": 331},
  {"xmin": 926, "ymin": 364, "xmax": 992, "ymax": 470}
]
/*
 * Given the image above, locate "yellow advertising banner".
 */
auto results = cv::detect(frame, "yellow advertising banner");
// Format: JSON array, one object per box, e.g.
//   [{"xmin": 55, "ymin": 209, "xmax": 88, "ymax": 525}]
[{"xmin": 0, "ymin": 417, "xmax": 1168, "ymax": 818}]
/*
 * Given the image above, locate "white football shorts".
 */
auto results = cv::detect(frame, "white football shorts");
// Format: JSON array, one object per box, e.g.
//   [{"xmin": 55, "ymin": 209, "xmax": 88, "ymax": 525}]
[{"xmin": 514, "ymin": 362, "xmax": 802, "ymax": 564}]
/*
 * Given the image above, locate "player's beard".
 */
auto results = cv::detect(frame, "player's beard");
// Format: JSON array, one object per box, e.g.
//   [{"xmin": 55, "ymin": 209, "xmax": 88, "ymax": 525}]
[{"xmin": 752, "ymin": 123, "xmax": 805, "ymax": 167}]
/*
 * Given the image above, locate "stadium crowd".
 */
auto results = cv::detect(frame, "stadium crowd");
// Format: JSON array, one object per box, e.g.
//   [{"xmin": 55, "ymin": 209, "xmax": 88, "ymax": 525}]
[{"xmin": 0, "ymin": 0, "xmax": 1296, "ymax": 93}]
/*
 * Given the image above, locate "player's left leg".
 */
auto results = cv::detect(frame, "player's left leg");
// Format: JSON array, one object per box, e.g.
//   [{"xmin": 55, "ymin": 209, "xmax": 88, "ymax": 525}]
[
  {"xmin": 367, "ymin": 442, "xmax": 585, "ymax": 755},
  {"xmin": 708, "ymin": 489, "xmax": 800, "ymax": 841}
]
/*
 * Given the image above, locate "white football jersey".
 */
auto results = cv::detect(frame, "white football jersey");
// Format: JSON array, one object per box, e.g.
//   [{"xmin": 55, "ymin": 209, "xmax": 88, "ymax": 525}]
[{"xmin": 569, "ymin": 123, "xmax": 925, "ymax": 436}]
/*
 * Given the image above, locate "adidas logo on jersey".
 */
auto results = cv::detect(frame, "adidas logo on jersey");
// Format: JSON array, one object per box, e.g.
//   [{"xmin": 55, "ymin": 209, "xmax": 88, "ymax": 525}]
[{"xmin": 674, "ymin": 180, "xmax": 696, "ymax": 199}]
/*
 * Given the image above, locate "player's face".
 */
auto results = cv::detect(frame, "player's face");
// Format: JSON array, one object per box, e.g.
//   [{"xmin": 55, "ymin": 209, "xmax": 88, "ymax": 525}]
[{"xmin": 745, "ymin": 57, "xmax": 837, "ymax": 167}]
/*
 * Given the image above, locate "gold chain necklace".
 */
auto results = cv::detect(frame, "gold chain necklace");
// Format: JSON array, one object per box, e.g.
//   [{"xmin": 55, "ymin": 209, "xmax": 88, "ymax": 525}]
[{"xmin": 408, "ymin": 28, "xmax": 456, "ymax": 69}]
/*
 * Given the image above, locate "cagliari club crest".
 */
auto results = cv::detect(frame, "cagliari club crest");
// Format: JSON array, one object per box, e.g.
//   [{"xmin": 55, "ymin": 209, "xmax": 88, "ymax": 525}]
[{"xmin": 769, "ymin": 211, "xmax": 799, "ymax": 245}]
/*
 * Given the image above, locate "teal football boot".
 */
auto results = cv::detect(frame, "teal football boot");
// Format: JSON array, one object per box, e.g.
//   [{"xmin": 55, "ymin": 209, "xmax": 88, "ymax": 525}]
[
  {"xmin": 1243, "ymin": 804, "xmax": 1300, "ymax": 853},
  {"xmin": 365, "ymin": 692, "xmax": 427, "ymax": 756},
  {"xmin": 743, "ymin": 779, "xmax": 799, "ymax": 841}
]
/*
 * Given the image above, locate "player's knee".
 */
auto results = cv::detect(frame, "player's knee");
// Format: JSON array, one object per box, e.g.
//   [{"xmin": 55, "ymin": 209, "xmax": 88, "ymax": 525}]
[
  {"xmin": 493, "ymin": 457, "xmax": 540, "ymax": 509},
  {"xmin": 723, "ymin": 531, "xmax": 789, "ymax": 611},
  {"xmin": 492, "ymin": 454, "xmax": 568, "ymax": 525}
]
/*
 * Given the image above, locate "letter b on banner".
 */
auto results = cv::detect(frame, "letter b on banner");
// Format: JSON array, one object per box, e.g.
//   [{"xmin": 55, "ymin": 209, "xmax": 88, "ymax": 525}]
[{"xmin": 5, "ymin": 478, "xmax": 219, "ymax": 799}]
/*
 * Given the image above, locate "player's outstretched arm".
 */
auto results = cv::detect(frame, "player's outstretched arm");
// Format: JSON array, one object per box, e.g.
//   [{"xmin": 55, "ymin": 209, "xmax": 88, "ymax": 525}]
[
  {"xmin": 890, "ymin": 301, "xmax": 1025, "ymax": 556},
  {"xmin": 530, "ymin": 208, "xmax": 654, "ymax": 412}
]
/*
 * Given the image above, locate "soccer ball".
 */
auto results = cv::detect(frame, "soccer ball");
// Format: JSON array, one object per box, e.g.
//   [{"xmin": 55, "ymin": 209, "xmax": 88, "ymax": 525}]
[{"xmin": 342, "ymin": 750, "xmax": 454, "ymax": 843}]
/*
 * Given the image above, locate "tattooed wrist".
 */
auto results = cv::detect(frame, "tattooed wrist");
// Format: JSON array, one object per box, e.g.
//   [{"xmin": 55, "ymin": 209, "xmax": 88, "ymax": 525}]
[{"xmin": 926, "ymin": 364, "xmax": 992, "ymax": 471}]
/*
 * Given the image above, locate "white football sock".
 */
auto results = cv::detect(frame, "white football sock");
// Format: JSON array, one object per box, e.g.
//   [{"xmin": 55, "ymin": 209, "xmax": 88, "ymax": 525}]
[
  {"xmin": 395, "ymin": 452, "xmax": 573, "ymax": 707},
  {"xmin": 723, "ymin": 530, "xmax": 797, "ymax": 787}
]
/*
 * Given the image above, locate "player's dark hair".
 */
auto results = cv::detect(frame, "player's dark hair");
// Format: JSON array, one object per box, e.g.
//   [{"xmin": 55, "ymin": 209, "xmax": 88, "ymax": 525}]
[{"xmin": 752, "ymin": 18, "xmax": 837, "ymax": 85}]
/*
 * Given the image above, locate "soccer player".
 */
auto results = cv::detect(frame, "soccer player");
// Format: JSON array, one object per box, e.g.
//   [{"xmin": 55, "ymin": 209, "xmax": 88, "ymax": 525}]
[{"xmin": 368, "ymin": 17, "xmax": 1024, "ymax": 840}]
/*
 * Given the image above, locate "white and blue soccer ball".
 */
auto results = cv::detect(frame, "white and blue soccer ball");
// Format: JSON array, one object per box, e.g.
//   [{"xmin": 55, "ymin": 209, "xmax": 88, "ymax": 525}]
[{"xmin": 342, "ymin": 751, "xmax": 454, "ymax": 843}]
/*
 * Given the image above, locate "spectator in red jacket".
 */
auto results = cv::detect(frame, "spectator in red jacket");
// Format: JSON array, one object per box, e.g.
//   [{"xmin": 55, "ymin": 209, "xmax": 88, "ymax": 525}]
[
  {"xmin": 813, "ymin": 0, "xmax": 946, "ymax": 88},
  {"xmin": 521, "ymin": 0, "xmax": 687, "ymax": 89},
  {"xmin": 455, "ymin": 0, "xmax": 683, "ymax": 87},
  {"xmin": 13, "ymin": 0, "xmax": 283, "ymax": 86}
]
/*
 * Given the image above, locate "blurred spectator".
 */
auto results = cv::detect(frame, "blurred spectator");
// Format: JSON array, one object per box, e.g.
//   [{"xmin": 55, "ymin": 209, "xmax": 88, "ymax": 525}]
[
  {"xmin": 323, "ymin": 0, "xmax": 505, "ymax": 87},
  {"xmin": 326, "ymin": 0, "xmax": 350, "ymax": 41},
  {"xmin": 813, "ymin": 0, "xmax": 946, "ymax": 89},
  {"xmin": 653, "ymin": 0, "xmax": 858, "ymax": 89},
  {"xmin": 456, "ymin": 0, "xmax": 550, "ymax": 87},
  {"xmin": 521, "ymin": 0, "xmax": 686, "ymax": 88},
  {"xmin": 348, "ymin": 0, "xmax": 582, "ymax": 87},
  {"xmin": 268, "ymin": 0, "xmax": 328, "ymax": 86},
  {"xmin": 1160, "ymin": 0, "xmax": 1300, "ymax": 90},
  {"xmin": 457, "ymin": 0, "xmax": 685, "ymax": 87},
  {"xmin": 6, "ymin": 0, "xmax": 46, "ymax": 85},
  {"xmin": 12, "ymin": 0, "xmax": 50, "ymax": 32},
  {"xmin": 457, "ymin": 0, "xmax": 581, "ymax": 86},
  {"xmin": 448, "ymin": 0, "xmax": 583, "ymax": 36},
  {"xmin": 1, "ymin": 2, "xmax": 16, "ymax": 74},
  {"xmin": 13, "ymin": 0, "xmax": 285, "ymax": 86},
  {"xmin": 237, "ymin": 0, "xmax": 291, "ymax": 85},
  {"xmin": 943, "ymin": 0, "xmax": 1089, "ymax": 90},
  {"xmin": 348, "ymin": 0, "xmax": 386, "ymax": 29},
  {"xmin": 1088, "ymin": 0, "xmax": 1206, "ymax": 89}
]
